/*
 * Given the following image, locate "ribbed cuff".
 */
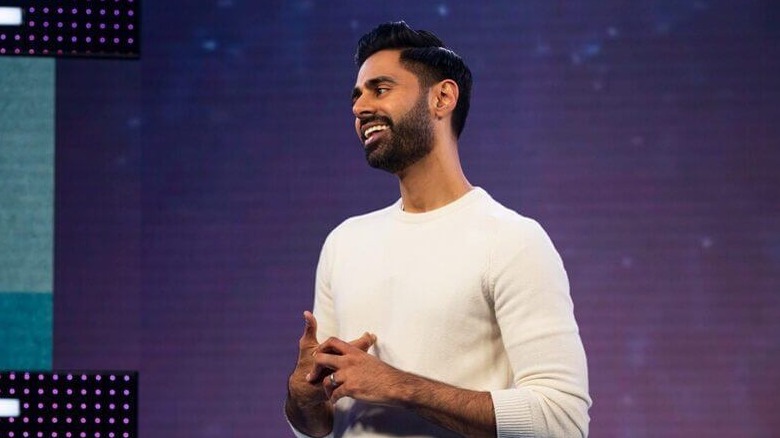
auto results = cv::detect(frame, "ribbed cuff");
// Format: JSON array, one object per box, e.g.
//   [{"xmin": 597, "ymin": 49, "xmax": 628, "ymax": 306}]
[{"xmin": 490, "ymin": 388, "xmax": 535, "ymax": 437}]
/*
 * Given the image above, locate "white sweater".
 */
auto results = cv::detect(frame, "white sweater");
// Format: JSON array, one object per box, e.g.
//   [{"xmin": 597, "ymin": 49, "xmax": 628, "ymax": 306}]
[{"xmin": 295, "ymin": 188, "xmax": 590, "ymax": 437}]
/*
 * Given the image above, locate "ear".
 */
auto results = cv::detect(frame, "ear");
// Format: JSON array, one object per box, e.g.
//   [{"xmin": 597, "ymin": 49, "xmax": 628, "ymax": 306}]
[{"xmin": 431, "ymin": 79, "xmax": 459, "ymax": 119}]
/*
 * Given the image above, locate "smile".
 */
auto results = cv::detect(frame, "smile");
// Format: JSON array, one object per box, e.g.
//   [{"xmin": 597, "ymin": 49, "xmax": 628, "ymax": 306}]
[{"xmin": 362, "ymin": 124, "xmax": 389, "ymax": 140}]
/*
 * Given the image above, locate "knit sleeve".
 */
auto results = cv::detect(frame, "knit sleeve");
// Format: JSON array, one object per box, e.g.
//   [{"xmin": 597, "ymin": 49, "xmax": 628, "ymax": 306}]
[
  {"xmin": 489, "ymin": 218, "xmax": 591, "ymax": 437},
  {"xmin": 312, "ymin": 228, "xmax": 339, "ymax": 342}
]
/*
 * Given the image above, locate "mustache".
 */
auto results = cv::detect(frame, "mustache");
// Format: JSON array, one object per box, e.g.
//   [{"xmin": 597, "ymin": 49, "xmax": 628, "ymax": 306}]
[{"xmin": 359, "ymin": 115, "xmax": 393, "ymax": 129}]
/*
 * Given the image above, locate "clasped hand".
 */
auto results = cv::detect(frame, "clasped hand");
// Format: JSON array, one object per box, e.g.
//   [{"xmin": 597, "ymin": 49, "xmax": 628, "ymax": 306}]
[{"xmin": 293, "ymin": 311, "xmax": 401, "ymax": 406}]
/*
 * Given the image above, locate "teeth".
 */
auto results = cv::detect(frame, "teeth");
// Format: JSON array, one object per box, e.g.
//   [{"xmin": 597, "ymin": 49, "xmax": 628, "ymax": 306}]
[{"xmin": 364, "ymin": 124, "xmax": 389, "ymax": 138}]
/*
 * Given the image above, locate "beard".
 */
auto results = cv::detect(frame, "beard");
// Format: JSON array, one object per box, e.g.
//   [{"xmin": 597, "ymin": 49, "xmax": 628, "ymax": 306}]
[{"xmin": 363, "ymin": 94, "xmax": 434, "ymax": 174}]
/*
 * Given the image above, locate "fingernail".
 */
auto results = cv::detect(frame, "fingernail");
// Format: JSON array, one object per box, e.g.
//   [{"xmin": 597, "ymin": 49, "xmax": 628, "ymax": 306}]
[{"xmin": 305, "ymin": 373, "xmax": 311, "ymax": 381}]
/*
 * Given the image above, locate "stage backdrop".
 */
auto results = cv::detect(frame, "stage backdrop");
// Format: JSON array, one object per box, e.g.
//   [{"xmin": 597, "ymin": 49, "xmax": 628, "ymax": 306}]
[{"xmin": 49, "ymin": 1, "xmax": 779, "ymax": 437}]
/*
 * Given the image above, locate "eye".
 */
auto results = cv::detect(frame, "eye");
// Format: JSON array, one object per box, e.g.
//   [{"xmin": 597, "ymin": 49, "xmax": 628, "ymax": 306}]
[{"xmin": 376, "ymin": 87, "xmax": 389, "ymax": 96}]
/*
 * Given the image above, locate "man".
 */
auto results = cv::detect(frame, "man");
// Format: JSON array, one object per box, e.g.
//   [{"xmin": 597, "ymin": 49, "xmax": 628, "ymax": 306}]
[{"xmin": 285, "ymin": 22, "xmax": 591, "ymax": 437}]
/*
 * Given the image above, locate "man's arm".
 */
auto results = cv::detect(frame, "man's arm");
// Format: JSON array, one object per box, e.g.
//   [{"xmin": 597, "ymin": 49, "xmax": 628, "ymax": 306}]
[
  {"xmin": 286, "ymin": 311, "xmax": 377, "ymax": 438},
  {"xmin": 285, "ymin": 311, "xmax": 334, "ymax": 437},
  {"xmin": 311, "ymin": 337, "xmax": 496, "ymax": 438}
]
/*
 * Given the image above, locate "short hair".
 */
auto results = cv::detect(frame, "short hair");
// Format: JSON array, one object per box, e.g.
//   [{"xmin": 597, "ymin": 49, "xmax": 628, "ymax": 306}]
[{"xmin": 355, "ymin": 21, "xmax": 473, "ymax": 138}]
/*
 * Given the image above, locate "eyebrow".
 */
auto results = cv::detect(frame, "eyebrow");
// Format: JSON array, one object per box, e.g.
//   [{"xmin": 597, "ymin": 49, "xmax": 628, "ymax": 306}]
[{"xmin": 351, "ymin": 76, "xmax": 398, "ymax": 102}]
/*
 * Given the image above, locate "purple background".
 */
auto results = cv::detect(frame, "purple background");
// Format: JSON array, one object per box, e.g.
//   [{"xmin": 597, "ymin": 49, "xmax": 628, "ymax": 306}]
[{"xmin": 53, "ymin": 1, "xmax": 780, "ymax": 436}]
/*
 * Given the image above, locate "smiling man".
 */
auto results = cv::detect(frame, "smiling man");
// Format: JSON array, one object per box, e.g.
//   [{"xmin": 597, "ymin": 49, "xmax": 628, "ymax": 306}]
[{"xmin": 285, "ymin": 22, "xmax": 591, "ymax": 437}]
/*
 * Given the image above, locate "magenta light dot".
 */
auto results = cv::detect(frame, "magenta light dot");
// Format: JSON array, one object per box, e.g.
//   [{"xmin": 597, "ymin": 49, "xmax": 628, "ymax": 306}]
[
  {"xmin": 24, "ymin": 388, "xmax": 30, "ymax": 394},
  {"xmin": 0, "ymin": 34, "xmax": 5, "ymax": 40},
  {"xmin": 81, "ymin": 375, "xmax": 87, "ymax": 381},
  {"xmin": 8, "ymin": 388, "xmax": 14, "ymax": 394},
  {"xmin": 81, "ymin": 389, "xmax": 87, "ymax": 395},
  {"xmin": 100, "ymin": 9, "xmax": 106, "ymax": 15},
  {"xmin": 95, "ymin": 418, "xmax": 101, "ymax": 423},
  {"xmin": 86, "ymin": 36, "xmax": 92, "ymax": 42},
  {"xmin": 28, "ymin": 7, "xmax": 34, "ymax": 12},
  {"xmin": 38, "ymin": 403, "xmax": 44, "ymax": 409},
  {"xmin": 42, "ymin": 20, "xmax": 49, "ymax": 27},
  {"xmin": 72, "ymin": 22, "xmax": 78, "ymax": 28},
  {"xmin": 113, "ymin": 37, "xmax": 119, "ymax": 43},
  {"xmin": 53, "ymin": 374, "xmax": 59, "ymax": 381},
  {"xmin": 72, "ymin": 8, "xmax": 78, "ymax": 14},
  {"xmin": 87, "ymin": 9, "xmax": 92, "ymax": 14},
  {"xmin": 38, "ymin": 388, "xmax": 44, "ymax": 395},
  {"xmin": 66, "ymin": 417, "xmax": 72, "ymax": 423},
  {"xmin": 123, "ymin": 403, "xmax": 129, "ymax": 410},
  {"xmin": 57, "ymin": 35, "xmax": 63, "ymax": 41},
  {"xmin": 81, "ymin": 417, "xmax": 86, "ymax": 424},
  {"xmin": 52, "ymin": 417, "xmax": 58, "ymax": 423},
  {"xmin": 14, "ymin": 34, "xmax": 21, "ymax": 40},
  {"xmin": 29, "ymin": 35, "xmax": 35, "ymax": 41},
  {"xmin": 81, "ymin": 434, "xmax": 86, "ymax": 438},
  {"xmin": 100, "ymin": 23, "xmax": 106, "ymax": 29},
  {"xmin": 110, "ymin": 375, "xmax": 116, "ymax": 381},
  {"xmin": 57, "ymin": 8, "xmax": 63, "ymax": 13},
  {"xmin": 43, "ymin": 7, "xmax": 49, "ymax": 13},
  {"xmin": 113, "ymin": 23, "xmax": 119, "ymax": 29},
  {"xmin": 66, "ymin": 403, "xmax": 73, "ymax": 409},
  {"xmin": 57, "ymin": 22, "xmax": 63, "ymax": 27},
  {"xmin": 114, "ymin": 9, "xmax": 119, "ymax": 15},
  {"xmin": 53, "ymin": 389, "xmax": 58, "ymax": 395},
  {"xmin": 27, "ymin": 48, "xmax": 34, "ymax": 54},
  {"xmin": 67, "ymin": 389, "xmax": 73, "ymax": 395},
  {"xmin": 109, "ymin": 403, "xmax": 115, "ymax": 410},
  {"xmin": 123, "ymin": 435, "xmax": 129, "ymax": 438},
  {"xmin": 95, "ymin": 403, "xmax": 101, "ymax": 409},
  {"xmin": 100, "ymin": 37, "xmax": 106, "ymax": 43},
  {"xmin": 66, "ymin": 434, "xmax": 72, "ymax": 438},
  {"xmin": 23, "ymin": 403, "xmax": 29, "ymax": 409},
  {"xmin": 109, "ymin": 390, "xmax": 116, "ymax": 396},
  {"xmin": 29, "ymin": 21, "xmax": 35, "ymax": 27},
  {"xmin": 123, "ymin": 418, "xmax": 129, "ymax": 424},
  {"xmin": 67, "ymin": 374, "xmax": 73, "ymax": 380},
  {"xmin": 96, "ymin": 375, "xmax": 102, "ymax": 381},
  {"xmin": 95, "ymin": 389, "xmax": 101, "ymax": 395},
  {"xmin": 72, "ymin": 36, "xmax": 77, "ymax": 42},
  {"xmin": 52, "ymin": 402, "xmax": 58, "ymax": 408},
  {"xmin": 128, "ymin": 24, "xmax": 134, "ymax": 30},
  {"xmin": 109, "ymin": 418, "xmax": 115, "ymax": 423},
  {"xmin": 23, "ymin": 416, "xmax": 29, "ymax": 423},
  {"xmin": 128, "ymin": 38, "xmax": 134, "ymax": 44},
  {"xmin": 38, "ymin": 417, "xmax": 43, "ymax": 423}
]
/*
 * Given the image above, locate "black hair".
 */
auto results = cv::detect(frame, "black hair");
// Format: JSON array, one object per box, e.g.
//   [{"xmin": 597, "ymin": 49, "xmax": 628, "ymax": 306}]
[{"xmin": 355, "ymin": 21, "xmax": 473, "ymax": 138}]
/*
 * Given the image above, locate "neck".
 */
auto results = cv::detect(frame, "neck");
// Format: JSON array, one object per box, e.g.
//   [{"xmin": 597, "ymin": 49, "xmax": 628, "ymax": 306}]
[{"xmin": 397, "ymin": 139, "xmax": 472, "ymax": 213}]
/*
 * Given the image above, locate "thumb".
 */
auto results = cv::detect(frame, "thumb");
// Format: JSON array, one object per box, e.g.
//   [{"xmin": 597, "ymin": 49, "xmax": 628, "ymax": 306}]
[
  {"xmin": 300, "ymin": 310, "xmax": 319, "ymax": 345},
  {"xmin": 349, "ymin": 332, "xmax": 377, "ymax": 352}
]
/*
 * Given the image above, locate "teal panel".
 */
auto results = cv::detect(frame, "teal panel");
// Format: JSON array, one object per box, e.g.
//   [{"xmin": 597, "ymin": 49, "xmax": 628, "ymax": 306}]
[
  {"xmin": 0, "ymin": 292, "xmax": 52, "ymax": 369},
  {"xmin": 0, "ymin": 57, "xmax": 55, "ymax": 293}
]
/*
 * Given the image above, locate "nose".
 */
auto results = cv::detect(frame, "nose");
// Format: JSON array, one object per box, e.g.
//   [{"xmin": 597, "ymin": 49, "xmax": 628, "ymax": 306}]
[{"xmin": 352, "ymin": 93, "xmax": 374, "ymax": 118}]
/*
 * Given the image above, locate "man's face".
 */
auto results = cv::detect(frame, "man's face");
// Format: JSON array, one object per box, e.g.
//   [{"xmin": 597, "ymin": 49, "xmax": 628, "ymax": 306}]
[{"xmin": 352, "ymin": 50, "xmax": 434, "ymax": 174}]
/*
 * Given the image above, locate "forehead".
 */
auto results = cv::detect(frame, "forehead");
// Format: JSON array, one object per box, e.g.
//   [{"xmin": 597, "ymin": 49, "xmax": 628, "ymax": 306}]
[{"xmin": 355, "ymin": 49, "xmax": 419, "ymax": 87}]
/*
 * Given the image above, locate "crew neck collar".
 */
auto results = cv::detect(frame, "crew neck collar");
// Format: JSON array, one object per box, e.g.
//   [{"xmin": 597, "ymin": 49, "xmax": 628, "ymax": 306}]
[{"xmin": 392, "ymin": 187, "xmax": 485, "ymax": 223}]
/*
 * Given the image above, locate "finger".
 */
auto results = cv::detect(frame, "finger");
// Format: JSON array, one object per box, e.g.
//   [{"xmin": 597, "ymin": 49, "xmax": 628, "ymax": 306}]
[
  {"xmin": 322, "ymin": 372, "xmax": 340, "ymax": 400},
  {"xmin": 301, "ymin": 311, "xmax": 318, "ymax": 343},
  {"xmin": 313, "ymin": 352, "xmax": 346, "ymax": 371},
  {"xmin": 348, "ymin": 332, "xmax": 377, "ymax": 352}
]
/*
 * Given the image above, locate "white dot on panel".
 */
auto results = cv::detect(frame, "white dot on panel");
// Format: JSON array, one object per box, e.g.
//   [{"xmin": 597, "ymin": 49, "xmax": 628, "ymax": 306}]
[
  {"xmin": 57, "ymin": 8, "xmax": 63, "ymax": 13},
  {"xmin": 43, "ymin": 7, "xmax": 49, "ymax": 13}
]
